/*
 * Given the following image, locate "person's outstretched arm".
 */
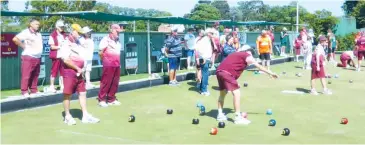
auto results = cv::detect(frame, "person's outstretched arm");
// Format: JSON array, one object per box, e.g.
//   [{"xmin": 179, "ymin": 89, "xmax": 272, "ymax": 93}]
[{"xmin": 246, "ymin": 55, "xmax": 278, "ymax": 79}]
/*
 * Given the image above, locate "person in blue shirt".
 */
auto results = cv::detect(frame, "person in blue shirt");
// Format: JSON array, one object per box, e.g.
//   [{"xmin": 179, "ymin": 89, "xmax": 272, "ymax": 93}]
[
  {"xmin": 164, "ymin": 29, "xmax": 183, "ymax": 86},
  {"xmin": 184, "ymin": 28, "xmax": 196, "ymax": 70},
  {"xmin": 222, "ymin": 34, "xmax": 236, "ymax": 60}
]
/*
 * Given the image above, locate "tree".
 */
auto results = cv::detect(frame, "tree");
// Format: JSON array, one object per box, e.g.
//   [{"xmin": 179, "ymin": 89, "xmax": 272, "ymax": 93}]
[
  {"xmin": 230, "ymin": 7, "xmax": 243, "ymax": 22},
  {"xmin": 302, "ymin": 10, "xmax": 338, "ymax": 36},
  {"xmin": 211, "ymin": 0, "xmax": 231, "ymax": 20},
  {"xmin": 350, "ymin": 1, "xmax": 365, "ymax": 28},
  {"xmin": 188, "ymin": 4, "xmax": 221, "ymax": 21},
  {"xmin": 1, "ymin": 0, "xmax": 22, "ymax": 32},
  {"xmin": 237, "ymin": 0, "xmax": 269, "ymax": 21},
  {"xmin": 1, "ymin": 0, "xmax": 9, "ymax": 11},
  {"xmin": 342, "ymin": 0, "xmax": 359, "ymax": 16}
]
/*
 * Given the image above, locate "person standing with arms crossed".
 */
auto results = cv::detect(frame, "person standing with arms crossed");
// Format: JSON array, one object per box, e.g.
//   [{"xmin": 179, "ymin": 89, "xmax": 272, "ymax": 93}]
[
  {"xmin": 60, "ymin": 23, "xmax": 100, "ymax": 125},
  {"xmin": 48, "ymin": 20, "xmax": 67, "ymax": 93},
  {"xmin": 12, "ymin": 18, "xmax": 43, "ymax": 98},
  {"xmin": 215, "ymin": 45, "xmax": 278, "ymax": 124},
  {"xmin": 256, "ymin": 30, "xmax": 272, "ymax": 72},
  {"xmin": 98, "ymin": 24, "xmax": 123, "ymax": 107},
  {"xmin": 79, "ymin": 26, "xmax": 95, "ymax": 89}
]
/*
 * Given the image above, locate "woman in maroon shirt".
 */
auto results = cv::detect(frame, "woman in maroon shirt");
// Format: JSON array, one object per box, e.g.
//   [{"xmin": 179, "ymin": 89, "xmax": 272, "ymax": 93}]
[{"xmin": 215, "ymin": 45, "xmax": 278, "ymax": 125}]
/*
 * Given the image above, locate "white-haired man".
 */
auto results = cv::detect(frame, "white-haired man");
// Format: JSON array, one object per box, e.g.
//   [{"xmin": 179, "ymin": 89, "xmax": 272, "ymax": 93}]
[
  {"xmin": 48, "ymin": 20, "xmax": 67, "ymax": 93},
  {"xmin": 79, "ymin": 26, "xmax": 94, "ymax": 89},
  {"xmin": 216, "ymin": 45, "xmax": 278, "ymax": 124},
  {"xmin": 98, "ymin": 24, "xmax": 123, "ymax": 107}
]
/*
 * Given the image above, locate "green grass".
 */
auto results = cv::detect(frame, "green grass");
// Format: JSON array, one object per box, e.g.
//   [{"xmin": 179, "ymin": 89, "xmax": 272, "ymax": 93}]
[
  {"xmin": 0, "ymin": 69, "xmax": 194, "ymax": 99},
  {"xmin": 2, "ymin": 61, "xmax": 365, "ymax": 144}
]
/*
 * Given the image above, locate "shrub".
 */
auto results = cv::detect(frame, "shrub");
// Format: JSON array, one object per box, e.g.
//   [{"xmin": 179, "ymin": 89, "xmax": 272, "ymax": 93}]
[{"xmin": 337, "ymin": 33, "xmax": 357, "ymax": 51}]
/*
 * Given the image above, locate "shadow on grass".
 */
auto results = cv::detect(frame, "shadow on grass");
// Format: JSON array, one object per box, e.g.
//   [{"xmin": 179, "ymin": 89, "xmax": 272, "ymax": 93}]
[
  {"xmin": 205, "ymin": 108, "xmax": 234, "ymax": 122},
  {"xmin": 295, "ymin": 66, "xmax": 303, "ymax": 69},
  {"xmin": 61, "ymin": 109, "xmax": 82, "ymax": 120},
  {"xmin": 296, "ymin": 88, "xmax": 311, "ymax": 94},
  {"xmin": 211, "ymin": 86, "xmax": 220, "ymax": 91},
  {"xmin": 246, "ymin": 69, "xmax": 258, "ymax": 72},
  {"xmin": 188, "ymin": 87, "xmax": 200, "ymax": 93},
  {"xmin": 187, "ymin": 81, "xmax": 196, "ymax": 87}
]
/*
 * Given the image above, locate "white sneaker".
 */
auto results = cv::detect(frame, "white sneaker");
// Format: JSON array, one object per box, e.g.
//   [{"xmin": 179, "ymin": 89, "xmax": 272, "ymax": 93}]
[
  {"xmin": 234, "ymin": 115, "xmax": 251, "ymax": 125},
  {"xmin": 30, "ymin": 92, "xmax": 43, "ymax": 97},
  {"xmin": 216, "ymin": 113, "xmax": 228, "ymax": 121},
  {"xmin": 64, "ymin": 115, "xmax": 76, "ymax": 125},
  {"xmin": 108, "ymin": 100, "xmax": 121, "ymax": 106},
  {"xmin": 323, "ymin": 89, "xmax": 333, "ymax": 95},
  {"xmin": 173, "ymin": 80, "xmax": 180, "ymax": 85},
  {"xmin": 82, "ymin": 114, "xmax": 100, "ymax": 124},
  {"xmin": 48, "ymin": 86, "xmax": 57, "ymax": 93},
  {"xmin": 310, "ymin": 89, "xmax": 319, "ymax": 95},
  {"xmin": 201, "ymin": 92, "xmax": 210, "ymax": 96},
  {"xmin": 23, "ymin": 93, "xmax": 30, "ymax": 98},
  {"xmin": 99, "ymin": 101, "xmax": 108, "ymax": 107}
]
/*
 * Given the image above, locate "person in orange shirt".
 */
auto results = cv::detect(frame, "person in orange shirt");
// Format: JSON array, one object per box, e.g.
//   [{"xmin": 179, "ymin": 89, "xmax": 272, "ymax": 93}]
[{"xmin": 256, "ymin": 30, "xmax": 272, "ymax": 71}]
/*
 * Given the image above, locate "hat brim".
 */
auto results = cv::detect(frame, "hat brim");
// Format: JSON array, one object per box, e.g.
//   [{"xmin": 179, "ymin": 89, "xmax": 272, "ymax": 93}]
[{"xmin": 84, "ymin": 29, "xmax": 93, "ymax": 33}]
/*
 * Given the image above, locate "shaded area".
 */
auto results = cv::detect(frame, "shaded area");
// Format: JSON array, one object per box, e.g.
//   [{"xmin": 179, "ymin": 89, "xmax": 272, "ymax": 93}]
[
  {"xmin": 296, "ymin": 88, "xmax": 311, "ymax": 94},
  {"xmin": 61, "ymin": 109, "xmax": 82, "ymax": 120}
]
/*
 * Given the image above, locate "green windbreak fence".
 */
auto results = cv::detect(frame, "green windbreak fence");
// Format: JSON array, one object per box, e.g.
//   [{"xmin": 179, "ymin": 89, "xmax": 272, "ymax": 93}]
[{"xmin": 1, "ymin": 31, "xmax": 297, "ymax": 90}]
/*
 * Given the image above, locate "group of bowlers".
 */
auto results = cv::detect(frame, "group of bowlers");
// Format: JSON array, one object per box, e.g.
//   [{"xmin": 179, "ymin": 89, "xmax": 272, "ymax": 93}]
[
  {"xmin": 12, "ymin": 18, "xmax": 365, "ymax": 125},
  {"xmin": 12, "ymin": 18, "xmax": 126, "ymax": 125},
  {"xmin": 165, "ymin": 24, "xmax": 365, "ymax": 124}
]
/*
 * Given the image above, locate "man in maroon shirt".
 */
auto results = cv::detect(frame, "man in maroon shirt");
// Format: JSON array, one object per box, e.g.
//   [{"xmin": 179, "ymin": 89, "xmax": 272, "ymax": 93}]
[
  {"xmin": 215, "ymin": 45, "xmax": 278, "ymax": 124},
  {"xmin": 356, "ymin": 32, "xmax": 365, "ymax": 72}
]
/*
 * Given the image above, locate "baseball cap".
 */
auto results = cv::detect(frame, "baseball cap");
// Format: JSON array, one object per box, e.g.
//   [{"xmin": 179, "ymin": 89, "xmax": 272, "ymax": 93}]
[
  {"xmin": 71, "ymin": 24, "xmax": 84, "ymax": 34},
  {"xmin": 282, "ymin": 27, "xmax": 287, "ymax": 31},
  {"xmin": 110, "ymin": 24, "xmax": 122, "ymax": 32},
  {"xmin": 82, "ymin": 26, "xmax": 93, "ymax": 33},
  {"xmin": 55, "ymin": 20, "xmax": 65, "ymax": 28}
]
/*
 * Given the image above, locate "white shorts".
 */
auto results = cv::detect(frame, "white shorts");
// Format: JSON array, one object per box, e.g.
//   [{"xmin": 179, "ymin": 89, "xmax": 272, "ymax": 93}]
[{"xmin": 84, "ymin": 60, "xmax": 92, "ymax": 71}]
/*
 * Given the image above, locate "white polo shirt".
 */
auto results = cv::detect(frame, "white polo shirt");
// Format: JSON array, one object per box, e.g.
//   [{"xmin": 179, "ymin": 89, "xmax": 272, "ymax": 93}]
[
  {"xmin": 15, "ymin": 28, "xmax": 43, "ymax": 58},
  {"xmin": 99, "ymin": 35, "xmax": 121, "ymax": 67},
  {"xmin": 195, "ymin": 36, "xmax": 213, "ymax": 60},
  {"xmin": 48, "ymin": 32, "xmax": 66, "ymax": 58},
  {"xmin": 79, "ymin": 37, "xmax": 94, "ymax": 61}
]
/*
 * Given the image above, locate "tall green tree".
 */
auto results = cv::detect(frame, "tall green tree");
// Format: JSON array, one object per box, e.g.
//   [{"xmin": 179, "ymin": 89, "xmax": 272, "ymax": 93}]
[
  {"xmin": 237, "ymin": 0, "xmax": 269, "ymax": 21},
  {"xmin": 188, "ymin": 4, "xmax": 221, "ymax": 21},
  {"xmin": 1, "ymin": 0, "xmax": 22, "ymax": 32},
  {"xmin": 211, "ymin": 0, "xmax": 231, "ymax": 20},
  {"xmin": 342, "ymin": 0, "xmax": 359, "ymax": 16},
  {"xmin": 350, "ymin": 1, "xmax": 365, "ymax": 28},
  {"xmin": 302, "ymin": 10, "xmax": 338, "ymax": 36}
]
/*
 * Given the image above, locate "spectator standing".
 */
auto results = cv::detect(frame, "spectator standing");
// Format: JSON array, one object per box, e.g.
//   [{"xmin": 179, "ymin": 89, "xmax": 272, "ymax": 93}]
[{"xmin": 12, "ymin": 18, "xmax": 43, "ymax": 98}]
